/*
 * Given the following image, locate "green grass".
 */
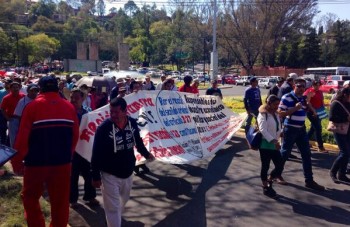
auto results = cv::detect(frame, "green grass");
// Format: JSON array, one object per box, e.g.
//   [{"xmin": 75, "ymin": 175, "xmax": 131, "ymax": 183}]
[{"xmin": 0, "ymin": 167, "xmax": 51, "ymax": 226}]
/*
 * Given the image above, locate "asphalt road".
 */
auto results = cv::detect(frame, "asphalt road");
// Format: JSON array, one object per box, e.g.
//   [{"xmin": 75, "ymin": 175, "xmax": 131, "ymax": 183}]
[{"xmin": 69, "ymin": 133, "xmax": 350, "ymax": 227}]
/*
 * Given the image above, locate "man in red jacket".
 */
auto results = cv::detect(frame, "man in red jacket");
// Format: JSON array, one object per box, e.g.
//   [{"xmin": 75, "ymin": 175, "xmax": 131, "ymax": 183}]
[{"xmin": 12, "ymin": 75, "xmax": 79, "ymax": 227}]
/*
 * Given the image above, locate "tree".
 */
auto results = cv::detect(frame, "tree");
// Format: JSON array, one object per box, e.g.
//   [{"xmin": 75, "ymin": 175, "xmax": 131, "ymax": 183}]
[
  {"xmin": 220, "ymin": 0, "xmax": 318, "ymax": 72},
  {"xmin": 0, "ymin": 28, "xmax": 11, "ymax": 62},
  {"xmin": 300, "ymin": 27, "xmax": 321, "ymax": 67},
  {"xmin": 149, "ymin": 20, "xmax": 172, "ymax": 64},
  {"xmin": 31, "ymin": 16, "xmax": 64, "ymax": 35},
  {"xmin": 124, "ymin": 0, "xmax": 138, "ymax": 17},
  {"xmin": 96, "ymin": 0, "xmax": 106, "ymax": 17},
  {"xmin": 30, "ymin": 0, "xmax": 57, "ymax": 19},
  {"xmin": 19, "ymin": 33, "xmax": 60, "ymax": 64}
]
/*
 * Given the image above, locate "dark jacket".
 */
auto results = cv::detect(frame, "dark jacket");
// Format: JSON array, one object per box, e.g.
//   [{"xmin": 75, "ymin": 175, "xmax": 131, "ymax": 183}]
[
  {"xmin": 91, "ymin": 117, "xmax": 150, "ymax": 180},
  {"xmin": 329, "ymin": 100, "xmax": 350, "ymax": 123},
  {"xmin": 278, "ymin": 82, "xmax": 293, "ymax": 99},
  {"xmin": 12, "ymin": 92, "xmax": 79, "ymax": 168}
]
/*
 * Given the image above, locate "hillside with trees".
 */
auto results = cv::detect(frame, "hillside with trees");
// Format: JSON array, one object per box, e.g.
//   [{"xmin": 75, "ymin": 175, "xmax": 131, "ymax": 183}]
[{"xmin": 0, "ymin": 0, "xmax": 349, "ymax": 71}]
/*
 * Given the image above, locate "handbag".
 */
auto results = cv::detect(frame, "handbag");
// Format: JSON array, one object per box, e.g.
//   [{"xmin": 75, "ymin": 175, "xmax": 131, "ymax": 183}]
[
  {"xmin": 246, "ymin": 126, "xmax": 262, "ymax": 150},
  {"xmin": 315, "ymin": 106, "xmax": 328, "ymax": 119},
  {"xmin": 327, "ymin": 100, "xmax": 350, "ymax": 135}
]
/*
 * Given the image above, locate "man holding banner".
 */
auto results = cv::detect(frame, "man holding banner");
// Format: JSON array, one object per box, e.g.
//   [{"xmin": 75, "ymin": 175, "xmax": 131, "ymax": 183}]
[{"xmin": 91, "ymin": 97, "xmax": 154, "ymax": 227}]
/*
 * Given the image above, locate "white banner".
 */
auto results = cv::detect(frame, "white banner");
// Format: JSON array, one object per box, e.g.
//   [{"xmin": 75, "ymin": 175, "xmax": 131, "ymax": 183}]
[{"xmin": 76, "ymin": 91, "xmax": 245, "ymax": 164}]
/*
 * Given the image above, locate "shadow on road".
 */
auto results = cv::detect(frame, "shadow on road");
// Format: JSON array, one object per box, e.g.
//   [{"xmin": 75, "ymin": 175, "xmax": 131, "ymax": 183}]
[
  {"xmin": 277, "ymin": 195, "xmax": 350, "ymax": 225},
  {"xmin": 150, "ymin": 137, "xmax": 247, "ymax": 227}
]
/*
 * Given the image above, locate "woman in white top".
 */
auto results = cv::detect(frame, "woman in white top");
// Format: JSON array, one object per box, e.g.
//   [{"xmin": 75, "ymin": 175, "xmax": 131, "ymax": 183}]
[{"xmin": 257, "ymin": 95, "xmax": 283, "ymax": 198}]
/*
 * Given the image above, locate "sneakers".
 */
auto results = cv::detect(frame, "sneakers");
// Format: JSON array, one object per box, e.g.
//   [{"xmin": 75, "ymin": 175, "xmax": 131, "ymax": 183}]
[
  {"xmin": 86, "ymin": 198, "xmax": 100, "ymax": 206},
  {"xmin": 269, "ymin": 176, "xmax": 288, "ymax": 185},
  {"xmin": 330, "ymin": 172, "xmax": 340, "ymax": 184},
  {"xmin": 305, "ymin": 180, "xmax": 325, "ymax": 191},
  {"xmin": 337, "ymin": 174, "xmax": 350, "ymax": 183},
  {"xmin": 318, "ymin": 147, "xmax": 328, "ymax": 153},
  {"xmin": 263, "ymin": 185, "xmax": 277, "ymax": 198}
]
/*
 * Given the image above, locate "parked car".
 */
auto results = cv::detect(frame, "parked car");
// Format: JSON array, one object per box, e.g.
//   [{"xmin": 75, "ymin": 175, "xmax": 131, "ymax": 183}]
[
  {"xmin": 137, "ymin": 67, "xmax": 149, "ymax": 74},
  {"xmin": 236, "ymin": 76, "xmax": 252, "ymax": 86},
  {"xmin": 319, "ymin": 80, "xmax": 344, "ymax": 94},
  {"xmin": 258, "ymin": 78, "xmax": 278, "ymax": 89},
  {"xmin": 218, "ymin": 74, "xmax": 239, "ymax": 84},
  {"xmin": 198, "ymin": 73, "xmax": 210, "ymax": 82}
]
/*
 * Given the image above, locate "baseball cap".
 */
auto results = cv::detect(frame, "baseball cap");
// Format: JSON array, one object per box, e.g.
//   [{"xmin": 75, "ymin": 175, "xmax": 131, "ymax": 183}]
[
  {"xmin": 116, "ymin": 78, "xmax": 124, "ymax": 84},
  {"xmin": 27, "ymin": 83, "xmax": 39, "ymax": 92},
  {"xmin": 249, "ymin": 77, "xmax": 257, "ymax": 83},
  {"xmin": 39, "ymin": 75, "xmax": 59, "ymax": 92}
]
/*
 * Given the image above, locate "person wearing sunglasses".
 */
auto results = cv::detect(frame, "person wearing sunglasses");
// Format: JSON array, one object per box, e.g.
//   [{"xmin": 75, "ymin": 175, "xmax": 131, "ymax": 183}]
[{"xmin": 277, "ymin": 78, "xmax": 325, "ymax": 191}]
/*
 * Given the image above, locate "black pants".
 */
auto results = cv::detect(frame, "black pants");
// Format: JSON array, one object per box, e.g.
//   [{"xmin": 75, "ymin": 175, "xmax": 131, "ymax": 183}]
[
  {"xmin": 0, "ymin": 112, "xmax": 8, "ymax": 145},
  {"xmin": 70, "ymin": 152, "xmax": 96, "ymax": 203},
  {"xmin": 259, "ymin": 148, "xmax": 283, "ymax": 182}
]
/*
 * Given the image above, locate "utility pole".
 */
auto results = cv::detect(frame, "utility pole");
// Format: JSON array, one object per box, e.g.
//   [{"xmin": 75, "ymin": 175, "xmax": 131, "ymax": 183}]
[{"xmin": 210, "ymin": 0, "xmax": 218, "ymax": 81}]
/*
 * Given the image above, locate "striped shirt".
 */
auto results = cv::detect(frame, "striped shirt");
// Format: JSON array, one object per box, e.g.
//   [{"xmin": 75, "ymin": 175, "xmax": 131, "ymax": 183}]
[{"xmin": 279, "ymin": 91, "xmax": 307, "ymax": 128}]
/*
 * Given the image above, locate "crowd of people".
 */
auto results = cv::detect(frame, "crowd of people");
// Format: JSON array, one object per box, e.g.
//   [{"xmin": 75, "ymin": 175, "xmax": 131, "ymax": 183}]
[
  {"xmin": 0, "ymin": 70, "xmax": 348, "ymax": 226},
  {"xmin": 0, "ymin": 71, "xmax": 222, "ymax": 226},
  {"xmin": 244, "ymin": 75, "xmax": 350, "ymax": 198}
]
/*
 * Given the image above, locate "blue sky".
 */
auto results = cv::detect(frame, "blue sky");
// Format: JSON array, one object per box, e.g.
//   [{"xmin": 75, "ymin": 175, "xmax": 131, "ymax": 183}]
[
  {"xmin": 317, "ymin": 1, "xmax": 350, "ymax": 20},
  {"xmin": 106, "ymin": 1, "xmax": 350, "ymax": 21}
]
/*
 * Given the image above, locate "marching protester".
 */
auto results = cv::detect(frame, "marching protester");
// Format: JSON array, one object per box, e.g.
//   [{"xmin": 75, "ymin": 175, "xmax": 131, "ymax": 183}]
[
  {"xmin": 278, "ymin": 76, "xmax": 295, "ymax": 99},
  {"xmin": 304, "ymin": 80, "xmax": 327, "ymax": 152},
  {"xmin": 331, "ymin": 80, "xmax": 350, "ymax": 103},
  {"xmin": 161, "ymin": 78, "xmax": 174, "ymax": 91},
  {"xmin": 11, "ymin": 84, "xmax": 40, "ymax": 146},
  {"xmin": 267, "ymin": 78, "xmax": 284, "ymax": 98},
  {"xmin": 0, "ymin": 79, "xmax": 12, "ymax": 145},
  {"xmin": 328, "ymin": 87, "xmax": 350, "ymax": 183},
  {"xmin": 91, "ymin": 97, "xmax": 154, "ymax": 227},
  {"xmin": 178, "ymin": 75, "xmax": 194, "ymax": 93},
  {"xmin": 69, "ymin": 88, "xmax": 98, "ymax": 207},
  {"xmin": 156, "ymin": 74, "xmax": 167, "ymax": 90},
  {"xmin": 277, "ymin": 75, "xmax": 299, "ymax": 159},
  {"xmin": 124, "ymin": 75, "xmax": 132, "ymax": 94},
  {"xmin": 277, "ymin": 78, "xmax": 325, "ymax": 191},
  {"xmin": 0, "ymin": 81, "xmax": 25, "ymax": 147},
  {"xmin": 130, "ymin": 80, "xmax": 141, "ymax": 93},
  {"xmin": 257, "ymin": 95, "xmax": 283, "ymax": 197},
  {"xmin": 11, "ymin": 75, "xmax": 79, "ymax": 227},
  {"xmin": 243, "ymin": 77, "xmax": 262, "ymax": 133},
  {"xmin": 79, "ymin": 84, "xmax": 92, "ymax": 111},
  {"xmin": 191, "ymin": 79, "xmax": 200, "ymax": 94},
  {"xmin": 206, "ymin": 79, "xmax": 223, "ymax": 99},
  {"xmin": 143, "ymin": 74, "xmax": 156, "ymax": 90},
  {"xmin": 117, "ymin": 87, "xmax": 127, "ymax": 98},
  {"xmin": 110, "ymin": 78, "xmax": 125, "ymax": 100}
]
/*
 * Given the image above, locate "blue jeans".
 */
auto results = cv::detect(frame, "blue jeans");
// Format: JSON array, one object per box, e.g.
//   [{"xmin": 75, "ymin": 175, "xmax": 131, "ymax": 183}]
[
  {"xmin": 245, "ymin": 110, "xmax": 259, "ymax": 133},
  {"xmin": 280, "ymin": 126, "xmax": 313, "ymax": 182},
  {"xmin": 307, "ymin": 112, "xmax": 323, "ymax": 148},
  {"xmin": 331, "ymin": 132, "xmax": 350, "ymax": 175}
]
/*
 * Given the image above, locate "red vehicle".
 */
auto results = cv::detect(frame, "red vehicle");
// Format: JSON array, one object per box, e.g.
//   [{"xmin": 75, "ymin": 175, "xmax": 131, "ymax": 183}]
[
  {"xmin": 219, "ymin": 74, "xmax": 239, "ymax": 84},
  {"xmin": 319, "ymin": 80, "xmax": 344, "ymax": 94}
]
